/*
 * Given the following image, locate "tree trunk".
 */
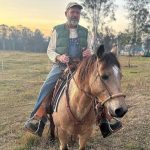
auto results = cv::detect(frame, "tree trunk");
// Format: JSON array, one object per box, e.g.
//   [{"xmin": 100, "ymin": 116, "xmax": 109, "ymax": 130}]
[{"xmin": 2, "ymin": 39, "xmax": 6, "ymax": 50}]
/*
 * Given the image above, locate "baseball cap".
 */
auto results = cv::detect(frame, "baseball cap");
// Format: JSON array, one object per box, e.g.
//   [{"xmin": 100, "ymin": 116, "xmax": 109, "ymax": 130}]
[{"xmin": 66, "ymin": 2, "xmax": 83, "ymax": 11}]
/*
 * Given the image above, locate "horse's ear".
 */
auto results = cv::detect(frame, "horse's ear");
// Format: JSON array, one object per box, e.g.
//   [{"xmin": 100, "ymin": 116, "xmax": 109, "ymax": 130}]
[
  {"xmin": 96, "ymin": 45, "xmax": 105, "ymax": 58},
  {"xmin": 111, "ymin": 44, "xmax": 118, "ymax": 56}
]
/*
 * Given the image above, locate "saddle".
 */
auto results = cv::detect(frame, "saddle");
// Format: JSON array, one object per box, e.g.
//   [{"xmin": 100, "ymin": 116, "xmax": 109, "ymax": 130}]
[
  {"xmin": 46, "ymin": 59, "xmax": 80, "ymax": 114},
  {"xmin": 51, "ymin": 70, "xmax": 72, "ymax": 112}
]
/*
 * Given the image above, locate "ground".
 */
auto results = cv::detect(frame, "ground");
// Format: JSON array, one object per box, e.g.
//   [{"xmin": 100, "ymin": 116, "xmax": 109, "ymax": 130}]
[{"xmin": 0, "ymin": 51, "xmax": 150, "ymax": 150}]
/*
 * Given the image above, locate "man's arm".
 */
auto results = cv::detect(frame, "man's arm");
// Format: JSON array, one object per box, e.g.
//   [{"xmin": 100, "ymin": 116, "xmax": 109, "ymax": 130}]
[
  {"xmin": 47, "ymin": 30, "xmax": 60, "ymax": 63},
  {"xmin": 47, "ymin": 29, "xmax": 69, "ymax": 63}
]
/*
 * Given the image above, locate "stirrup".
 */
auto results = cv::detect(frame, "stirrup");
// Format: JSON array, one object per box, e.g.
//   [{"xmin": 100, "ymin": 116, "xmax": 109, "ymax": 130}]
[{"xmin": 24, "ymin": 116, "xmax": 45, "ymax": 137}]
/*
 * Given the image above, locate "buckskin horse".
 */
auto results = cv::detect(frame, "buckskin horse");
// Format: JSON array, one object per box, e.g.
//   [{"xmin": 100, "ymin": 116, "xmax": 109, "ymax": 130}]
[{"xmin": 50, "ymin": 45, "xmax": 128, "ymax": 150}]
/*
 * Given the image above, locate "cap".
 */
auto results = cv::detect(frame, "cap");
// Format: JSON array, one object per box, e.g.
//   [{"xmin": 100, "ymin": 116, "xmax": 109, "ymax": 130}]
[{"xmin": 66, "ymin": 2, "xmax": 83, "ymax": 11}]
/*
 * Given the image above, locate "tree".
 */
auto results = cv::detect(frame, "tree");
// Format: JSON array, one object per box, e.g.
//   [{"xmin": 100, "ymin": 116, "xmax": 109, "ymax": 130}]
[
  {"xmin": 0, "ymin": 24, "xmax": 9, "ymax": 50},
  {"xmin": 80, "ymin": 0, "xmax": 116, "ymax": 51},
  {"xmin": 125, "ymin": 0, "xmax": 150, "ymax": 44},
  {"xmin": 33, "ymin": 29, "xmax": 45, "ymax": 52},
  {"xmin": 142, "ymin": 20, "xmax": 150, "ymax": 56},
  {"xmin": 117, "ymin": 30, "xmax": 132, "ymax": 50},
  {"xmin": 9, "ymin": 26, "xmax": 19, "ymax": 50},
  {"xmin": 0, "ymin": 24, "xmax": 49, "ymax": 52},
  {"xmin": 103, "ymin": 27, "xmax": 115, "ymax": 52},
  {"xmin": 18, "ymin": 25, "xmax": 33, "ymax": 51}
]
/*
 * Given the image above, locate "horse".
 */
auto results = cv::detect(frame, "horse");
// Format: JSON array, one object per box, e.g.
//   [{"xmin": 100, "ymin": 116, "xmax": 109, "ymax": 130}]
[{"xmin": 51, "ymin": 45, "xmax": 128, "ymax": 150}]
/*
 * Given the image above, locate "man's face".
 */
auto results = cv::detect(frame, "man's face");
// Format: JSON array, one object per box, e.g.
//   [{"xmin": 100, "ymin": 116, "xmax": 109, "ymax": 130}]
[{"xmin": 65, "ymin": 7, "xmax": 81, "ymax": 26}]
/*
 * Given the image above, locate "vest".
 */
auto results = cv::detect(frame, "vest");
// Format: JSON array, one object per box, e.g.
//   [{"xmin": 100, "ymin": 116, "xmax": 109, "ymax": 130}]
[{"xmin": 54, "ymin": 23, "xmax": 88, "ymax": 58}]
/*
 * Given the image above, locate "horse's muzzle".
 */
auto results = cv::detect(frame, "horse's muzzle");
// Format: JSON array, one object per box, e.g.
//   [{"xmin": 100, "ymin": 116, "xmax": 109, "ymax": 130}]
[{"xmin": 115, "ymin": 107, "xmax": 128, "ymax": 118}]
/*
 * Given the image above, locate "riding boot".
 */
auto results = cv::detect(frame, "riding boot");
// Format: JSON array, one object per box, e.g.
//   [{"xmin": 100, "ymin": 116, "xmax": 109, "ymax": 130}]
[
  {"xmin": 24, "ymin": 98, "xmax": 47, "ymax": 137},
  {"xmin": 24, "ymin": 115, "xmax": 46, "ymax": 137},
  {"xmin": 98, "ymin": 108, "xmax": 122, "ymax": 138}
]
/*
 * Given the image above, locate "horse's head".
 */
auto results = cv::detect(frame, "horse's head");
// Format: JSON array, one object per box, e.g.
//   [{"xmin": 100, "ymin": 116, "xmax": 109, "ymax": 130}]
[{"xmin": 85, "ymin": 45, "xmax": 128, "ymax": 118}]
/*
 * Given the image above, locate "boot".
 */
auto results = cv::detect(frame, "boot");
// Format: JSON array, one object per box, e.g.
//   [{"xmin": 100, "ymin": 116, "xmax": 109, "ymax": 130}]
[
  {"xmin": 24, "ymin": 116, "xmax": 45, "ymax": 137},
  {"xmin": 99, "ymin": 117, "xmax": 122, "ymax": 138}
]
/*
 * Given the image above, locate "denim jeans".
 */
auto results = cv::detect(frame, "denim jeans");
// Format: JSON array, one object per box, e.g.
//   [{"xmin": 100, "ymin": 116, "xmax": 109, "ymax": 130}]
[{"xmin": 30, "ymin": 63, "xmax": 66, "ymax": 123}]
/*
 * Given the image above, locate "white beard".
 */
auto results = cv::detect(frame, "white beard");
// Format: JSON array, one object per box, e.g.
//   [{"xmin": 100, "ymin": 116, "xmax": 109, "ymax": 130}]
[{"xmin": 67, "ymin": 18, "xmax": 79, "ymax": 26}]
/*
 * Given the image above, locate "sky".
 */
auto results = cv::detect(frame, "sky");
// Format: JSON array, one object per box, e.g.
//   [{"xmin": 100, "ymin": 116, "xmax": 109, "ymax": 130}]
[{"xmin": 0, "ymin": 0, "xmax": 129, "ymax": 36}]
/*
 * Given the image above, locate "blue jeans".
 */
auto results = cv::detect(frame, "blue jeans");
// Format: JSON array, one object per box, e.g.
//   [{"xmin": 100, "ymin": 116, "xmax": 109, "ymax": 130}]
[{"xmin": 30, "ymin": 63, "xmax": 66, "ymax": 123}]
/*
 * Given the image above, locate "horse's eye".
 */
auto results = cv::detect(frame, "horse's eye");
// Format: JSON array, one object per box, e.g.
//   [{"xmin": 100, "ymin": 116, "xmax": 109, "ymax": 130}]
[{"xmin": 101, "ymin": 75, "xmax": 109, "ymax": 80}]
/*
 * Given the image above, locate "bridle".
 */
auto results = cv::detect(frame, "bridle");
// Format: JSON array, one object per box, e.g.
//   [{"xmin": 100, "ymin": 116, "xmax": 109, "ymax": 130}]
[
  {"xmin": 67, "ymin": 58, "xmax": 126, "ymax": 105},
  {"xmin": 95, "ymin": 58, "xmax": 126, "ymax": 106},
  {"xmin": 65, "ymin": 57, "xmax": 126, "ymax": 124}
]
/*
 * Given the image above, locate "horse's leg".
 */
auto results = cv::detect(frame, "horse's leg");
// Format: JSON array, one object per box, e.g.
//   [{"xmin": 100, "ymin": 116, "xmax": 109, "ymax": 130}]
[
  {"xmin": 58, "ymin": 127, "xmax": 69, "ymax": 150},
  {"xmin": 78, "ymin": 128, "xmax": 92, "ymax": 150}
]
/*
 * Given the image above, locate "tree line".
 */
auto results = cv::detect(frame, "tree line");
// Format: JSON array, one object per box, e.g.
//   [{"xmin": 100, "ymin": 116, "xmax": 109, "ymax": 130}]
[
  {"xmin": 80, "ymin": 0, "xmax": 150, "ymax": 54},
  {"xmin": 0, "ymin": 0, "xmax": 150, "ymax": 54},
  {"xmin": 0, "ymin": 24, "xmax": 50, "ymax": 52}
]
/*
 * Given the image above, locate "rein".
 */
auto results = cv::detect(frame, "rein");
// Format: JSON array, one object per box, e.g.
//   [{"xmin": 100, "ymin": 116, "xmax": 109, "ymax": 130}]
[
  {"xmin": 65, "ymin": 79, "xmax": 94, "ymax": 124},
  {"xmin": 65, "ymin": 62, "xmax": 94, "ymax": 124}
]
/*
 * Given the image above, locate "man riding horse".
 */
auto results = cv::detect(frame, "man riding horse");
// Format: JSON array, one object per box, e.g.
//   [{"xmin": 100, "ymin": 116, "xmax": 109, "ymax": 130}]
[{"xmin": 24, "ymin": 2, "xmax": 122, "ymax": 138}]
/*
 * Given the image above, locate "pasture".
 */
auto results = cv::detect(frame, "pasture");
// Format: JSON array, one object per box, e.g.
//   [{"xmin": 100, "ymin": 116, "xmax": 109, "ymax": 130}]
[{"xmin": 0, "ymin": 51, "xmax": 150, "ymax": 150}]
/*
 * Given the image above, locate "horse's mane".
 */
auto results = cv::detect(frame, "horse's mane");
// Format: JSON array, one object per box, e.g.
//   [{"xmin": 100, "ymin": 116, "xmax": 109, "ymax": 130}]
[{"xmin": 77, "ymin": 52, "xmax": 120, "ymax": 84}]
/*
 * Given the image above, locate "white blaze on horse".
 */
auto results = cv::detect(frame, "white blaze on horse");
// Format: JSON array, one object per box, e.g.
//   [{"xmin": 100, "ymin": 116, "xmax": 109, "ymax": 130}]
[{"xmin": 51, "ymin": 45, "xmax": 128, "ymax": 150}]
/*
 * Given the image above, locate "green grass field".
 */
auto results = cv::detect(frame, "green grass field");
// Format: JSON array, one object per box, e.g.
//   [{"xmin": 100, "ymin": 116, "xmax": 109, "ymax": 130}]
[{"xmin": 0, "ymin": 51, "xmax": 150, "ymax": 150}]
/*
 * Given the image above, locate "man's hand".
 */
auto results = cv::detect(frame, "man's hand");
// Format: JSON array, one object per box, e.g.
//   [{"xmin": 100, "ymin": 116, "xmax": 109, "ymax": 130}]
[
  {"xmin": 82, "ymin": 48, "xmax": 91, "ymax": 58},
  {"xmin": 56, "ymin": 54, "xmax": 69, "ymax": 63}
]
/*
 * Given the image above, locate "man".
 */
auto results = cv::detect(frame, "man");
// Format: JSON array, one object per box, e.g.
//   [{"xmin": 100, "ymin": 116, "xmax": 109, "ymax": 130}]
[
  {"xmin": 24, "ymin": 2, "xmax": 122, "ymax": 138},
  {"xmin": 24, "ymin": 2, "xmax": 91, "ymax": 137}
]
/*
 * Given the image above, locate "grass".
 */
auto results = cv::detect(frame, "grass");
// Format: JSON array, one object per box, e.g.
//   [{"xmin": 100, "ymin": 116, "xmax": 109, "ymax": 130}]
[{"xmin": 0, "ymin": 51, "xmax": 150, "ymax": 150}]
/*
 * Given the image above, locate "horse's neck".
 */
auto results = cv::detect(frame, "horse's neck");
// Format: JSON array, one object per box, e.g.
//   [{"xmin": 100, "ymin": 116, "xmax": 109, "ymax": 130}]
[{"xmin": 68, "ymin": 76, "xmax": 93, "ymax": 120}]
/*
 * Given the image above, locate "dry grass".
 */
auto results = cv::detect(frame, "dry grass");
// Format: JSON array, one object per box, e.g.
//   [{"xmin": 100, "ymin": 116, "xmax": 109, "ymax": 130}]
[{"xmin": 0, "ymin": 51, "xmax": 150, "ymax": 150}]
